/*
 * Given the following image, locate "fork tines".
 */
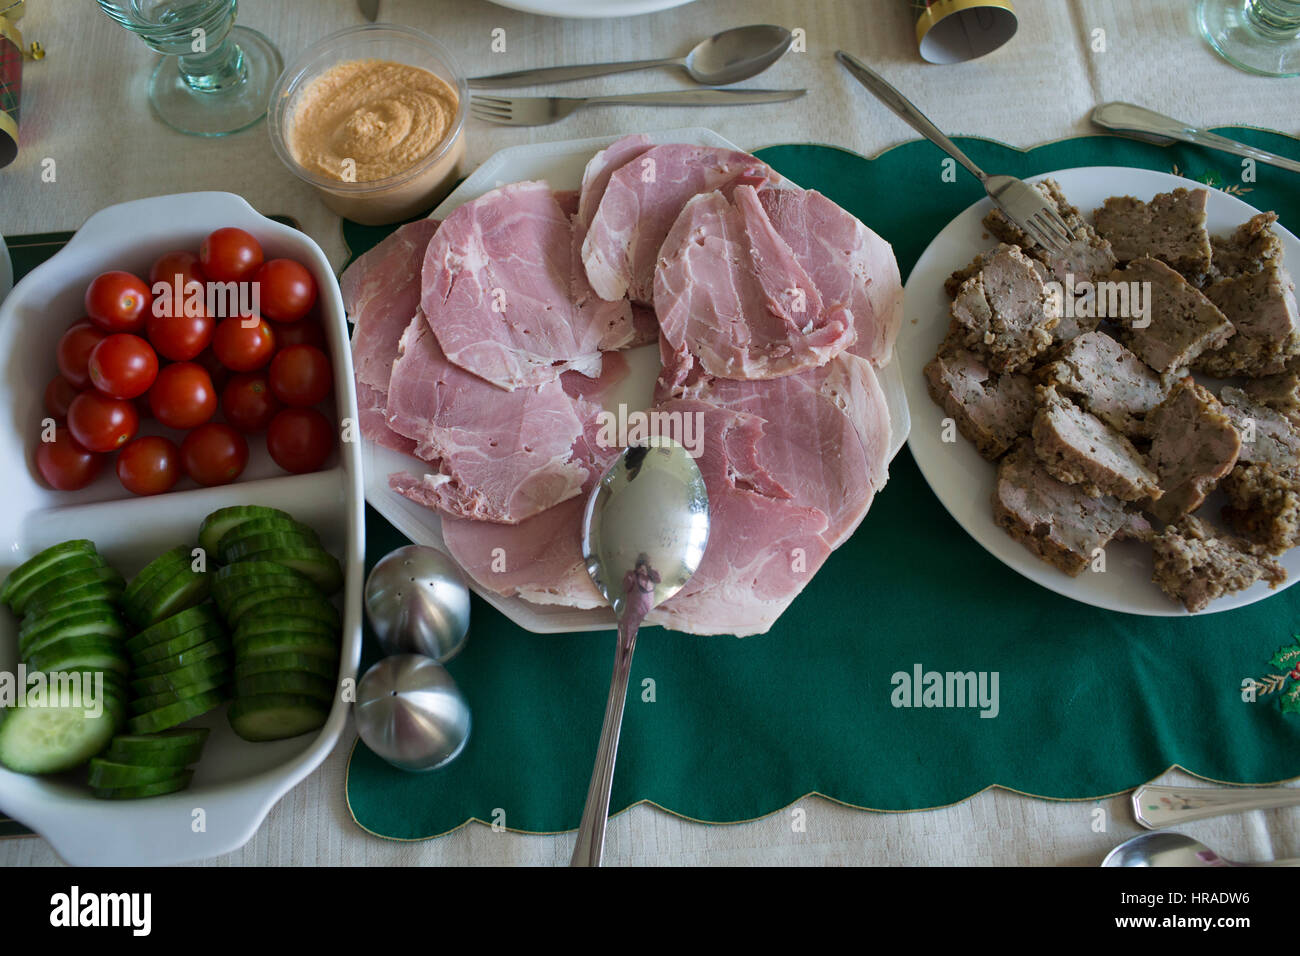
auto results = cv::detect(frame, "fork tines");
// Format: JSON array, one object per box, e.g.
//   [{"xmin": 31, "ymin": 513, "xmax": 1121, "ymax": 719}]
[{"xmin": 469, "ymin": 95, "xmax": 513, "ymax": 123}]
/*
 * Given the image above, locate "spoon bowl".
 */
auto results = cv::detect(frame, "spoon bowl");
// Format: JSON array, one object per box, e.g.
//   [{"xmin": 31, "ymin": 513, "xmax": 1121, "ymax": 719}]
[
  {"xmin": 1102, "ymin": 831, "xmax": 1300, "ymax": 867},
  {"xmin": 683, "ymin": 25, "xmax": 793, "ymax": 85}
]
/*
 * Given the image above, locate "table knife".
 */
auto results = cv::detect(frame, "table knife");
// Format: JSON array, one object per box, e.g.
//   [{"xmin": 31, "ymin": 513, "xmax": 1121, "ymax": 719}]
[{"xmin": 1091, "ymin": 102, "xmax": 1300, "ymax": 175}]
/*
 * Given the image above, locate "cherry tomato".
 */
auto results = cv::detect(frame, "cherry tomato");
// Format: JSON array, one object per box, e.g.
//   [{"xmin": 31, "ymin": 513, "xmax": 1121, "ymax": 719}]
[
  {"xmin": 56, "ymin": 320, "xmax": 108, "ymax": 390},
  {"xmin": 195, "ymin": 347, "xmax": 231, "ymax": 394},
  {"xmin": 269, "ymin": 345, "xmax": 332, "ymax": 408},
  {"xmin": 199, "ymin": 227, "xmax": 263, "ymax": 283},
  {"xmin": 146, "ymin": 308, "xmax": 214, "ymax": 362},
  {"xmin": 181, "ymin": 423, "xmax": 248, "ymax": 486},
  {"xmin": 84, "ymin": 271, "xmax": 152, "ymax": 333},
  {"xmin": 66, "ymin": 390, "xmax": 139, "ymax": 453},
  {"xmin": 44, "ymin": 376, "xmax": 79, "ymax": 420},
  {"xmin": 148, "ymin": 250, "xmax": 206, "ymax": 291},
  {"xmin": 116, "ymin": 435, "xmax": 181, "ymax": 496},
  {"xmin": 212, "ymin": 315, "xmax": 275, "ymax": 372},
  {"xmin": 267, "ymin": 407, "xmax": 333, "ymax": 474},
  {"xmin": 149, "ymin": 362, "xmax": 217, "ymax": 429},
  {"xmin": 88, "ymin": 333, "xmax": 159, "ymax": 400},
  {"xmin": 274, "ymin": 318, "xmax": 327, "ymax": 351},
  {"xmin": 36, "ymin": 427, "xmax": 103, "ymax": 491},
  {"xmin": 254, "ymin": 258, "xmax": 317, "ymax": 323},
  {"xmin": 222, "ymin": 372, "xmax": 281, "ymax": 432}
]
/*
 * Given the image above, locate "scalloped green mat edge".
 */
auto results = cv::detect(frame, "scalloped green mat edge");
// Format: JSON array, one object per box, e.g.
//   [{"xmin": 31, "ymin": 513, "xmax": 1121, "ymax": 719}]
[{"xmin": 345, "ymin": 129, "xmax": 1300, "ymax": 841}]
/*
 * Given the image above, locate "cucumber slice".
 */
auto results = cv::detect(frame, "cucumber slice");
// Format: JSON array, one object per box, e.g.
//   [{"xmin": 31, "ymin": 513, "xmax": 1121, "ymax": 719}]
[
  {"xmin": 125, "ymin": 604, "xmax": 221, "ymax": 655},
  {"xmin": 236, "ymin": 596, "xmax": 339, "ymax": 630},
  {"xmin": 130, "ymin": 674, "xmax": 229, "ymax": 716},
  {"xmin": 88, "ymin": 757, "xmax": 183, "ymax": 788},
  {"xmin": 225, "ymin": 586, "xmax": 330, "ymax": 625},
  {"xmin": 126, "ymin": 691, "xmax": 225, "ymax": 735},
  {"xmin": 132, "ymin": 625, "xmax": 228, "ymax": 666},
  {"xmin": 0, "ymin": 697, "xmax": 116, "ymax": 774},
  {"xmin": 217, "ymin": 518, "xmax": 319, "ymax": 563},
  {"xmin": 19, "ymin": 595, "xmax": 120, "ymax": 635},
  {"xmin": 27, "ymin": 637, "xmax": 130, "ymax": 676},
  {"xmin": 235, "ymin": 671, "xmax": 335, "ymax": 703},
  {"xmin": 123, "ymin": 546, "xmax": 191, "ymax": 607},
  {"xmin": 18, "ymin": 602, "xmax": 124, "ymax": 656},
  {"xmin": 91, "ymin": 771, "xmax": 192, "ymax": 800},
  {"xmin": 228, "ymin": 694, "xmax": 329, "ymax": 742},
  {"xmin": 213, "ymin": 559, "xmax": 314, "ymax": 592},
  {"xmin": 213, "ymin": 571, "xmax": 316, "ymax": 612},
  {"xmin": 21, "ymin": 566, "xmax": 124, "ymax": 618},
  {"xmin": 0, "ymin": 540, "xmax": 97, "ymax": 607},
  {"xmin": 132, "ymin": 639, "xmax": 229, "ymax": 679},
  {"xmin": 9, "ymin": 555, "xmax": 112, "ymax": 615},
  {"xmin": 26, "ymin": 580, "xmax": 125, "ymax": 619},
  {"xmin": 233, "ymin": 652, "xmax": 339, "ymax": 682},
  {"xmin": 130, "ymin": 655, "xmax": 232, "ymax": 697},
  {"xmin": 199, "ymin": 505, "xmax": 294, "ymax": 557},
  {"xmin": 235, "ymin": 546, "xmax": 343, "ymax": 595},
  {"xmin": 19, "ymin": 610, "xmax": 131, "ymax": 662},
  {"xmin": 104, "ymin": 729, "xmax": 208, "ymax": 766},
  {"xmin": 130, "ymin": 566, "xmax": 212, "ymax": 628},
  {"xmin": 233, "ymin": 629, "xmax": 340, "ymax": 660},
  {"xmin": 223, "ymin": 531, "xmax": 323, "ymax": 565}
]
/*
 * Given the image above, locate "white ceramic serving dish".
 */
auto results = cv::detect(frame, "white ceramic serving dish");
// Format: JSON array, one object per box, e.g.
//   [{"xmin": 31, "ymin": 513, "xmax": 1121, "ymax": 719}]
[
  {"xmin": 483, "ymin": 0, "xmax": 696, "ymax": 18},
  {"xmin": 901, "ymin": 166, "xmax": 1300, "ymax": 616},
  {"xmin": 359, "ymin": 127, "xmax": 911, "ymax": 633},
  {"xmin": 0, "ymin": 192, "xmax": 365, "ymax": 864}
]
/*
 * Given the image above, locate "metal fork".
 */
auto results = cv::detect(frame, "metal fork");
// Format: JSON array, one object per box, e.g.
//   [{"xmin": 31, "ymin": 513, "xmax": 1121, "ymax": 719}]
[
  {"xmin": 469, "ymin": 88, "xmax": 805, "ymax": 127},
  {"xmin": 835, "ymin": 51, "xmax": 1074, "ymax": 255}
]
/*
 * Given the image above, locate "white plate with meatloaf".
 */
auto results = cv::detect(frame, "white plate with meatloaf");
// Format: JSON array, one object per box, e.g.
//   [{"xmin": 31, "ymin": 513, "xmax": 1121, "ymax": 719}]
[
  {"xmin": 902, "ymin": 166, "xmax": 1300, "ymax": 616},
  {"xmin": 346, "ymin": 129, "xmax": 909, "ymax": 635}
]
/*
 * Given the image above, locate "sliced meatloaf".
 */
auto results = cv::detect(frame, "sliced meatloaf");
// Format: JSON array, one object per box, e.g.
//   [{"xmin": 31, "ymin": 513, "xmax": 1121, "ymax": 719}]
[
  {"xmin": 982, "ymin": 178, "xmax": 1118, "ymax": 288},
  {"xmin": 924, "ymin": 343, "xmax": 1035, "ymax": 460},
  {"xmin": 1221, "ymin": 461, "xmax": 1300, "ymax": 555},
  {"xmin": 992, "ymin": 441, "xmax": 1152, "ymax": 576},
  {"xmin": 1093, "ymin": 187, "xmax": 1213, "ymax": 281},
  {"xmin": 1218, "ymin": 386, "xmax": 1300, "ymax": 470},
  {"xmin": 947, "ymin": 244, "xmax": 1057, "ymax": 374},
  {"xmin": 1151, "ymin": 514, "xmax": 1285, "ymax": 613},
  {"xmin": 1109, "ymin": 257, "xmax": 1233, "ymax": 374},
  {"xmin": 1037, "ymin": 330, "xmax": 1168, "ymax": 437},
  {"xmin": 945, "ymin": 247, "xmax": 1048, "ymax": 299},
  {"xmin": 1031, "ymin": 385, "xmax": 1160, "ymax": 501},
  {"xmin": 1144, "ymin": 377, "xmax": 1242, "ymax": 526},
  {"xmin": 1211, "ymin": 212, "xmax": 1283, "ymax": 281},
  {"xmin": 1244, "ymin": 365, "xmax": 1300, "ymax": 426},
  {"xmin": 1194, "ymin": 257, "xmax": 1300, "ymax": 377}
]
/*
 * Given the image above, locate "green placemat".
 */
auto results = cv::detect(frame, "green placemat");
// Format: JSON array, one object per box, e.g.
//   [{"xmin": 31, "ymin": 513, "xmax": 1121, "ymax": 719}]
[{"xmin": 342, "ymin": 132, "xmax": 1294, "ymax": 835}]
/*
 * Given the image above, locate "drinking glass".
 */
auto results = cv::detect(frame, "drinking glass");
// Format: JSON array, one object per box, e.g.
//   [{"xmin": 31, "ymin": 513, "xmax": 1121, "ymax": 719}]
[
  {"xmin": 96, "ymin": 0, "xmax": 282, "ymax": 136},
  {"xmin": 1198, "ymin": 0, "xmax": 1300, "ymax": 77}
]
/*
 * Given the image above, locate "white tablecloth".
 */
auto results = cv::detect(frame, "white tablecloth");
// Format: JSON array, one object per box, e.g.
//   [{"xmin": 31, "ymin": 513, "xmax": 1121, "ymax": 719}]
[{"xmin": 2, "ymin": 0, "xmax": 1299, "ymax": 866}]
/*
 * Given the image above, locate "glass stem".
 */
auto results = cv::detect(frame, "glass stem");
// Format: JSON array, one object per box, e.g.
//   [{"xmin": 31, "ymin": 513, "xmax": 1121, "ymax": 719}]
[
  {"xmin": 177, "ymin": 34, "xmax": 247, "ymax": 94},
  {"xmin": 1244, "ymin": 0, "xmax": 1300, "ymax": 37}
]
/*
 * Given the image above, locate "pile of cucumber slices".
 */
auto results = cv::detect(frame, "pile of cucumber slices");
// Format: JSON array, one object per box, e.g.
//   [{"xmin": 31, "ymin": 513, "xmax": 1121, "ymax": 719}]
[{"xmin": 0, "ymin": 505, "xmax": 344, "ymax": 798}]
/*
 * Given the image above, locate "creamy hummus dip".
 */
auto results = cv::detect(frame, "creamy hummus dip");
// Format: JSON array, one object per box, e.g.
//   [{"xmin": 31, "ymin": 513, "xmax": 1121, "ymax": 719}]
[{"xmin": 289, "ymin": 58, "xmax": 458, "ymax": 184}]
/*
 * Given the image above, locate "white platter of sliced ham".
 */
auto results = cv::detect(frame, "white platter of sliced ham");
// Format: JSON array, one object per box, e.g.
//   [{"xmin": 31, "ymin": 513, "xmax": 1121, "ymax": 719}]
[{"xmin": 343, "ymin": 128, "xmax": 908, "ymax": 635}]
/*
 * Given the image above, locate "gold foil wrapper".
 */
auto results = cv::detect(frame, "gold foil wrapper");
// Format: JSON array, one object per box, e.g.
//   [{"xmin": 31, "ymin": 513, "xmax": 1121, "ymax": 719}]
[
  {"xmin": 0, "ymin": 11, "xmax": 21, "ymax": 167},
  {"xmin": 912, "ymin": 0, "xmax": 1018, "ymax": 64}
]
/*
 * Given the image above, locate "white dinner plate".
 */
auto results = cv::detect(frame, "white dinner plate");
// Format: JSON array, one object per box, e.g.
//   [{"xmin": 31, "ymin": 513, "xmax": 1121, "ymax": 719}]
[
  {"xmin": 483, "ymin": 0, "xmax": 696, "ymax": 18},
  {"xmin": 900, "ymin": 166, "xmax": 1300, "ymax": 617},
  {"xmin": 358, "ymin": 127, "xmax": 911, "ymax": 633},
  {"xmin": 0, "ymin": 193, "xmax": 365, "ymax": 864}
]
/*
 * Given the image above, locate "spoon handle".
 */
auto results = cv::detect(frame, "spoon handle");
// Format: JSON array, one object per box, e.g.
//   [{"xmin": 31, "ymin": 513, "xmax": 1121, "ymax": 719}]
[
  {"xmin": 570, "ymin": 617, "xmax": 640, "ymax": 867},
  {"xmin": 1133, "ymin": 784, "xmax": 1300, "ymax": 829},
  {"xmin": 468, "ymin": 57, "xmax": 675, "ymax": 89}
]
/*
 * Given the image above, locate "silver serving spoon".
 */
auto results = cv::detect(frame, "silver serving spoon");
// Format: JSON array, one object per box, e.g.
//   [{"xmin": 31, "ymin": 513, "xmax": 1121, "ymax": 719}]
[
  {"xmin": 1102, "ymin": 831, "xmax": 1300, "ymax": 867},
  {"xmin": 570, "ymin": 437, "xmax": 710, "ymax": 867},
  {"xmin": 468, "ymin": 24, "xmax": 792, "ymax": 89}
]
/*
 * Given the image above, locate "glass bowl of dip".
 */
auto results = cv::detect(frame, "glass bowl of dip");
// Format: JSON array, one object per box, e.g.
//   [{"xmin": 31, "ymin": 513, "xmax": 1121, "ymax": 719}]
[{"xmin": 269, "ymin": 24, "xmax": 467, "ymax": 226}]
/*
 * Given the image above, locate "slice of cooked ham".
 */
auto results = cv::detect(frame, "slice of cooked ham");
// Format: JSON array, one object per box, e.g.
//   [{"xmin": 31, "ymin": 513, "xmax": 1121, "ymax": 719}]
[
  {"xmin": 758, "ymin": 186, "xmax": 903, "ymax": 367},
  {"xmin": 655, "ymin": 186, "xmax": 855, "ymax": 380},
  {"xmin": 385, "ymin": 313, "xmax": 593, "ymax": 523},
  {"xmin": 421, "ymin": 181, "xmax": 634, "ymax": 390},
  {"xmin": 582, "ymin": 143, "xmax": 779, "ymax": 304}
]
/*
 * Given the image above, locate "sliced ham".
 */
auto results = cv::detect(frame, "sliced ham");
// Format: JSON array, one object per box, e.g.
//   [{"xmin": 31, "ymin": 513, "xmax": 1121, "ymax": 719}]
[
  {"xmin": 421, "ymin": 181, "xmax": 634, "ymax": 390},
  {"xmin": 581, "ymin": 143, "xmax": 779, "ymax": 304},
  {"xmin": 758, "ymin": 187, "xmax": 903, "ymax": 367},
  {"xmin": 655, "ymin": 186, "xmax": 855, "ymax": 379}
]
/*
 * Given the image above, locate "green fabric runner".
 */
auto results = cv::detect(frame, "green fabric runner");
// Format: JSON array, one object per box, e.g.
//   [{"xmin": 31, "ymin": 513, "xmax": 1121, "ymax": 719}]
[{"xmin": 345, "ymin": 129, "xmax": 1300, "ymax": 839}]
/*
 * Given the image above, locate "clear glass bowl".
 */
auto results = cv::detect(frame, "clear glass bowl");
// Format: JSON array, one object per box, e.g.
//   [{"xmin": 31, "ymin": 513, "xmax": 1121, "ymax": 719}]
[{"xmin": 268, "ymin": 24, "xmax": 468, "ymax": 226}]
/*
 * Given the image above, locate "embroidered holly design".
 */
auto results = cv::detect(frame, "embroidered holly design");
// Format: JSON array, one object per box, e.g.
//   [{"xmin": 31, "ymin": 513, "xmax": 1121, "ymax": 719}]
[
  {"xmin": 1169, "ymin": 163, "xmax": 1253, "ymax": 196},
  {"xmin": 1246, "ymin": 638, "xmax": 1300, "ymax": 714}
]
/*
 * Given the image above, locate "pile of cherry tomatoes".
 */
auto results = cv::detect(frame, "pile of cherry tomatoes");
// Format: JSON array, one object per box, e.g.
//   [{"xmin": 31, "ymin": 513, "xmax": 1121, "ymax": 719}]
[{"xmin": 39, "ymin": 227, "xmax": 338, "ymax": 495}]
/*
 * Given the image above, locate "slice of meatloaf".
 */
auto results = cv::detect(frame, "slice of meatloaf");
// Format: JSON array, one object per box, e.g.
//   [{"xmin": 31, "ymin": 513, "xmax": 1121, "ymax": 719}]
[
  {"xmin": 1145, "ymin": 377, "xmax": 1242, "ymax": 526},
  {"xmin": 1211, "ymin": 212, "xmax": 1283, "ymax": 281},
  {"xmin": 1194, "ymin": 258, "xmax": 1300, "ymax": 378},
  {"xmin": 983, "ymin": 178, "xmax": 1117, "ymax": 288},
  {"xmin": 945, "ymin": 247, "xmax": 1048, "ymax": 298},
  {"xmin": 992, "ymin": 441, "xmax": 1152, "ymax": 576},
  {"xmin": 1038, "ymin": 330, "xmax": 1169, "ymax": 437},
  {"xmin": 947, "ymin": 244, "xmax": 1057, "ymax": 373},
  {"xmin": 1221, "ymin": 461, "xmax": 1300, "ymax": 555},
  {"xmin": 1031, "ymin": 385, "xmax": 1160, "ymax": 501},
  {"xmin": 1093, "ymin": 187, "xmax": 1213, "ymax": 281},
  {"xmin": 924, "ymin": 343, "xmax": 1035, "ymax": 460},
  {"xmin": 1218, "ymin": 386, "xmax": 1300, "ymax": 469},
  {"xmin": 1110, "ymin": 257, "xmax": 1233, "ymax": 374},
  {"xmin": 1151, "ymin": 514, "xmax": 1285, "ymax": 613},
  {"xmin": 1244, "ymin": 365, "xmax": 1300, "ymax": 426}
]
